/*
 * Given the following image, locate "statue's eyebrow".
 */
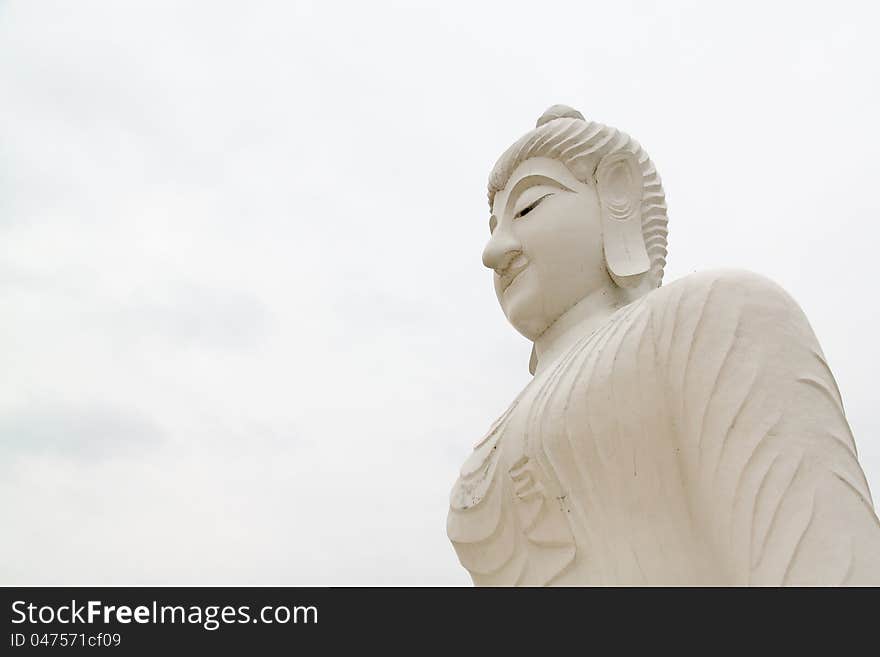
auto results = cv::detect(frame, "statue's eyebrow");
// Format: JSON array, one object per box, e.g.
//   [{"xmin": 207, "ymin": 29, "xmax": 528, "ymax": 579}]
[{"xmin": 504, "ymin": 174, "xmax": 572, "ymax": 216}]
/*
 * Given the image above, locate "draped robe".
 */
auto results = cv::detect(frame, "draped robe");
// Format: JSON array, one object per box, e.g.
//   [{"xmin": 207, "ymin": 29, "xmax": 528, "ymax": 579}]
[{"xmin": 447, "ymin": 270, "xmax": 880, "ymax": 585}]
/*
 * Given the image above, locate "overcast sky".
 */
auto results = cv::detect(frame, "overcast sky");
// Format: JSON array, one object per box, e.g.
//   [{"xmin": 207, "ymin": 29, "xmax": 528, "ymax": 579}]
[{"xmin": 1, "ymin": 0, "xmax": 878, "ymax": 585}]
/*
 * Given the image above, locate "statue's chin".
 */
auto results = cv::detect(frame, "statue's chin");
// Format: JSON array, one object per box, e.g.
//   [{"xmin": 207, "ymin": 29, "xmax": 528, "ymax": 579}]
[
  {"xmin": 497, "ymin": 271, "xmax": 552, "ymax": 340},
  {"xmin": 502, "ymin": 299, "xmax": 548, "ymax": 341}
]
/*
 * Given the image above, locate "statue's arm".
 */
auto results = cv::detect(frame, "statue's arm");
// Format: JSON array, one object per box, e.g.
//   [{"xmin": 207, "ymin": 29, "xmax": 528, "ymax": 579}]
[{"xmin": 655, "ymin": 270, "xmax": 880, "ymax": 585}]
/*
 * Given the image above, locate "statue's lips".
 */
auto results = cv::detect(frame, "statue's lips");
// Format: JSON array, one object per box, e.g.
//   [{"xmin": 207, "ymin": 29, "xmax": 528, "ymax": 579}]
[{"xmin": 499, "ymin": 259, "xmax": 529, "ymax": 294}]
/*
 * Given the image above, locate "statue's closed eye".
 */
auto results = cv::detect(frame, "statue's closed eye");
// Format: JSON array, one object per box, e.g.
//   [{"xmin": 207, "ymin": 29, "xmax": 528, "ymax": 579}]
[{"xmin": 515, "ymin": 193, "xmax": 552, "ymax": 219}]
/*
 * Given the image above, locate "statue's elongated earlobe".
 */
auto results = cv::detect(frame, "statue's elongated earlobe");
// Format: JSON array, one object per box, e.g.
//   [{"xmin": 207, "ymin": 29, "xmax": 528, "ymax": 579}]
[{"xmin": 596, "ymin": 152, "xmax": 650, "ymax": 288}]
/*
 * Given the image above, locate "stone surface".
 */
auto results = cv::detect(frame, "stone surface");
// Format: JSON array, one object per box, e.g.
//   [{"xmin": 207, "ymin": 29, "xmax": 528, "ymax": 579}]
[{"xmin": 447, "ymin": 105, "xmax": 880, "ymax": 585}]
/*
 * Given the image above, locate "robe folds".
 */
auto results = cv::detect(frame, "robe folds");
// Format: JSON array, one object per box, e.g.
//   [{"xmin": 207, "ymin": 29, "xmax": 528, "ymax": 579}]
[{"xmin": 448, "ymin": 269, "xmax": 880, "ymax": 585}]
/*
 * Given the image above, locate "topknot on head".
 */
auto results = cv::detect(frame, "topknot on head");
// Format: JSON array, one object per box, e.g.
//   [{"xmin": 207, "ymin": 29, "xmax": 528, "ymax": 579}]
[{"xmin": 535, "ymin": 104, "xmax": 585, "ymax": 127}]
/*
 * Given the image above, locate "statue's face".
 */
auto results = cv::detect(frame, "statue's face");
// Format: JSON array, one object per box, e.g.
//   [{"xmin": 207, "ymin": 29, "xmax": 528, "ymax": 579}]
[{"xmin": 484, "ymin": 157, "xmax": 608, "ymax": 340}]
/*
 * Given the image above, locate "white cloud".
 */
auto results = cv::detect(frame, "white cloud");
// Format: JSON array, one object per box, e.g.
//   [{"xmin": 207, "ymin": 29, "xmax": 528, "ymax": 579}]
[{"xmin": 0, "ymin": 400, "xmax": 163, "ymax": 460}]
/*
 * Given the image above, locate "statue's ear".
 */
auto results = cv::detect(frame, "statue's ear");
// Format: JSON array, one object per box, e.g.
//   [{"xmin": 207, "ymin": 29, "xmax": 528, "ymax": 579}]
[{"xmin": 595, "ymin": 152, "xmax": 650, "ymax": 288}]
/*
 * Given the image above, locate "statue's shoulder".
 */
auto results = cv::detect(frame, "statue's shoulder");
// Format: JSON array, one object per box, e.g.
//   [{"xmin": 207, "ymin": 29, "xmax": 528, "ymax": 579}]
[
  {"xmin": 641, "ymin": 268, "xmax": 813, "ymax": 355},
  {"xmin": 648, "ymin": 268, "xmax": 794, "ymax": 301},
  {"xmin": 646, "ymin": 268, "xmax": 805, "ymax": 323}
]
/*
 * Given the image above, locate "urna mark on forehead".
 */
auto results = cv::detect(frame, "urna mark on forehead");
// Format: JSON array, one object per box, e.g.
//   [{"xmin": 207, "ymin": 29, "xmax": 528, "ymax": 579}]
[{"xmin": 489, "ymin": 157, "xmax": 583, "ymax": 222}]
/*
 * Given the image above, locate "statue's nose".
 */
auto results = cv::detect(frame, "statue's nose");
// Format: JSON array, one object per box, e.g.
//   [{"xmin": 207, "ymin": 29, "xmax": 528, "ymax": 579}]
[{"xmin": 482, "ymin": 226, "xmax": 521, "ymax": 272}]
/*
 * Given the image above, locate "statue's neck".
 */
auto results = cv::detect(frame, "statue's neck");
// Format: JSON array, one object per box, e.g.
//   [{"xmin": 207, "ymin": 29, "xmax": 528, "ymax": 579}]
[{"xmin": 532, "ymin": 286, "xmax": 631, "ymax": 376}]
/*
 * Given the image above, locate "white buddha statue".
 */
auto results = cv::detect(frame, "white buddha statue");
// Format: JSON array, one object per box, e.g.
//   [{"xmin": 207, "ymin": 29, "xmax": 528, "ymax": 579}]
[{"xmin": 447, "ymin": 105, "xmax": 880, "ymax": 585}]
